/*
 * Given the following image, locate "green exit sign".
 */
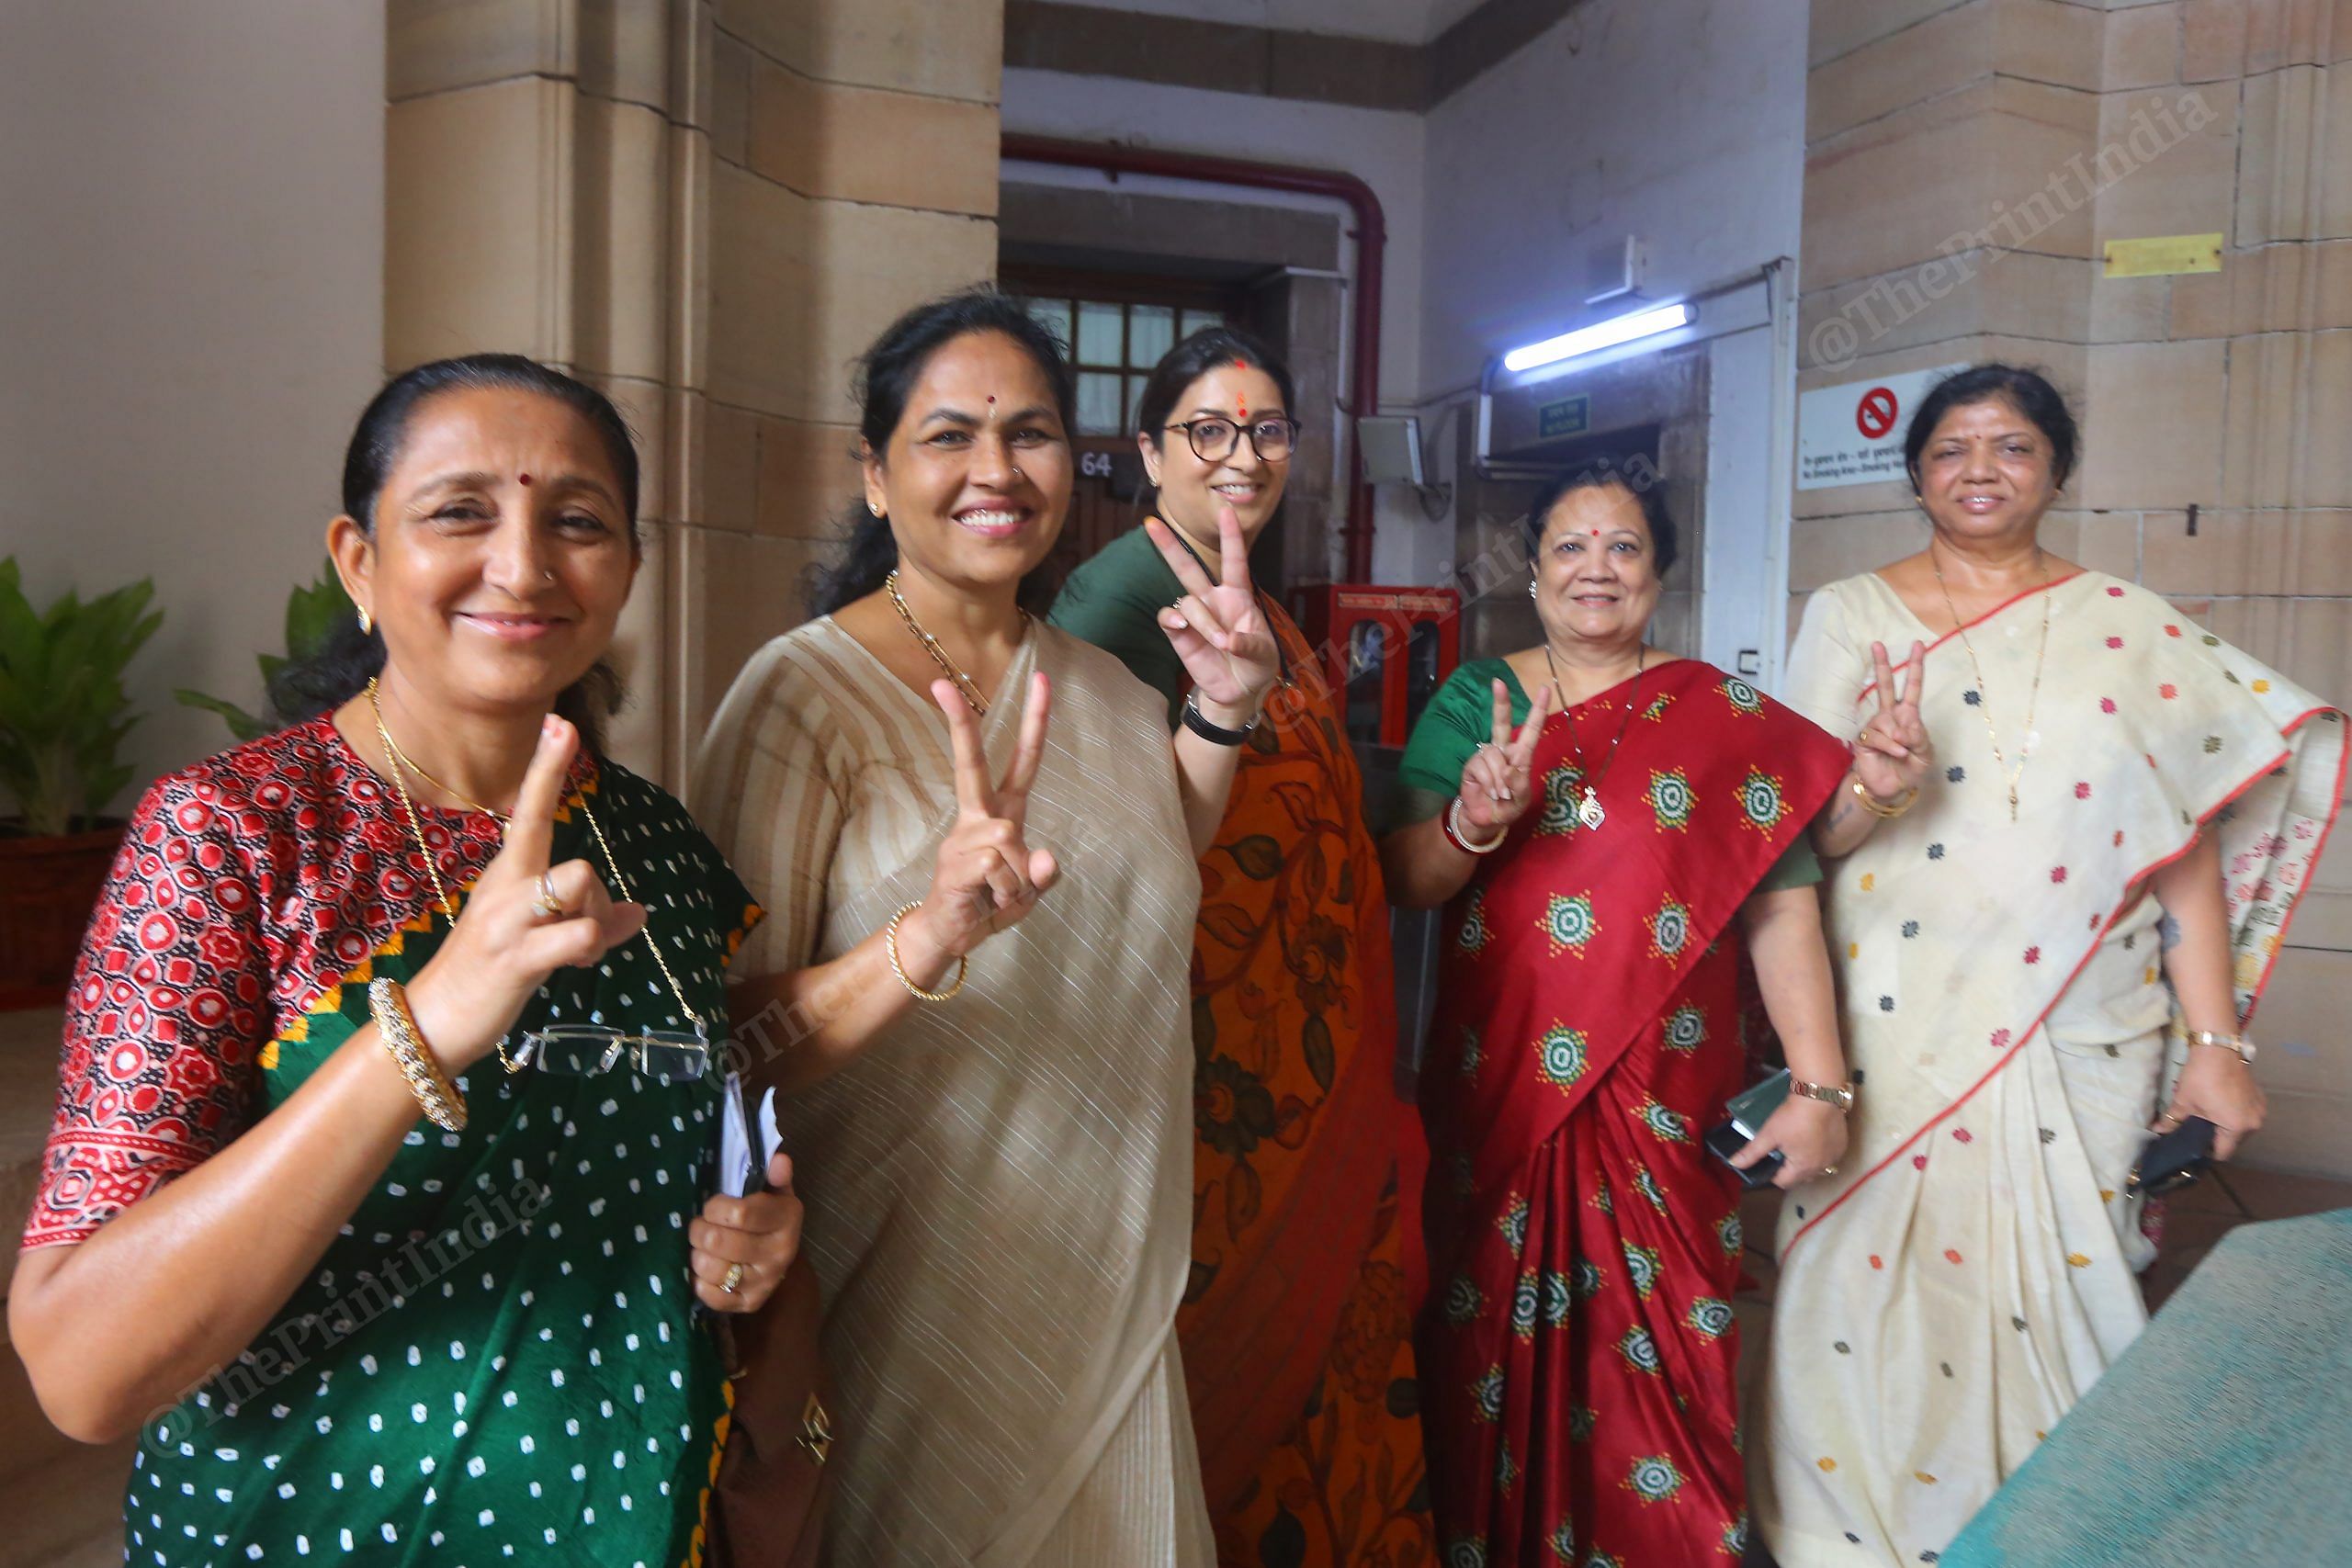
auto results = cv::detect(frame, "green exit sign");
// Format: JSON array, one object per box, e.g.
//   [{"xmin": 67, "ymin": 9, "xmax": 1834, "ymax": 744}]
[{"xmin": 1538, "ymin": 394, "xmax": 1590, "ymax": 440}]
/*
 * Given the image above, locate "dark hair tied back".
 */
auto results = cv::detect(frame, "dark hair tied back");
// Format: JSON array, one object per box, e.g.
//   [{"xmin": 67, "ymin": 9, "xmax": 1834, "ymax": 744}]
[
  {"xmin": 808, "ymin": 286, "xmax": 1078, "ymax": 617},
  {"xmin": 1521, "ymin": 468, "xmax": 1680, "ymax": 577},
  {"xmin": 1902, "ymin": 363, "xmax": 2079, "ymax": 491},
  {"xmin": 270, "ymin": 353, "xmax": 642, "ymax": 750}
]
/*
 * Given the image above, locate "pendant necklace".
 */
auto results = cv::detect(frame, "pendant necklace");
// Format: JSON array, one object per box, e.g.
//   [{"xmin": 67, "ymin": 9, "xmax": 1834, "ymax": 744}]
[
  {"xmin": 1541, "ymin": 645, "xmax": 1646, "ymax": 830},
  {"xmin": 1932, "ymin": 542, "xmax": 2052, "ymax": 822},
  {"xmin": 888, "ymin": 570, "xmax": 1023, "ymax": 714}
]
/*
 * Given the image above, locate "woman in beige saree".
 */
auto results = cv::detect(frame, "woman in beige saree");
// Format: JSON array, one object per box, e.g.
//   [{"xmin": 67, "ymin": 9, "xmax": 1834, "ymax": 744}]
[
  {"xmin": 1754, "ymin": 366, "xmax": 2346, "ymax": 1566},
  {"xmin": 695, "ymin": 290, "xmax": 1279, "ymax": 1566}
]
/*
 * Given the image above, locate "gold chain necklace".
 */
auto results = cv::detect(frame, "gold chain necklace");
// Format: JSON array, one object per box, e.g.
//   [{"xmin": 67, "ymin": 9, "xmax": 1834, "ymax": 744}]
[
  {"xmin": 1540, "ymin": 644, "xmax": 1646, "ymax": 830},
  {"xmin": 364, "ymin": 682, "xmax": 706, "ymax": 1072},
  {"xmin": 887, "ymin": 570, "xmax": 1023, "ymax": 714},
  {"xmin": 1933, "ymin": 543, "xmax": 2052, "ymax": 822},
  {"xmin": 367, "ymin": 677, "xmax": 509, "ymax": 821}
]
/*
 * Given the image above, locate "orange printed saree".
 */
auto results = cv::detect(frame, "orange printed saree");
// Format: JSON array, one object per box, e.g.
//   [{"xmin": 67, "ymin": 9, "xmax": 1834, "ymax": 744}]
[{"xmin": 1053, "ymin": 526, "xmax": 1432, "ymax": 1567}]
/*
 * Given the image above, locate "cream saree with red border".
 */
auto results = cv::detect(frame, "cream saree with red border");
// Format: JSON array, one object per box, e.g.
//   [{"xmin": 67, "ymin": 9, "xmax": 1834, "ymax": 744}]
[{"xmin": 1753, "ymin": 570, "xmax": 2345, "ymax": 1566}]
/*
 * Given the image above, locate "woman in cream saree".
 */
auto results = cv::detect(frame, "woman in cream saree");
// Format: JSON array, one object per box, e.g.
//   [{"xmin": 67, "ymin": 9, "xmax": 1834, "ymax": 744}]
[
  {"xmin": 696, "ymin": 619, "xmax": 1212, "ymax": 1564},
  {"xmin": 1756, "ymin": 384, "xmax": 2345, "ymax": 1562},
  {"xmin": 692, "ymin": 288, "xmax": 1280, "ymax": 1565}
]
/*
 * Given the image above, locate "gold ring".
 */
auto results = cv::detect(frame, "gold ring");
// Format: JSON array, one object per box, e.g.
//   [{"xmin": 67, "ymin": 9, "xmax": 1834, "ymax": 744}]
[
  {"xmin": 532, "ymin": 870, "xmax": 566, "ymax": 920},
  {"xmin": 721, "ymin": 1261, "xmax": 746, "ymax": 1295}
]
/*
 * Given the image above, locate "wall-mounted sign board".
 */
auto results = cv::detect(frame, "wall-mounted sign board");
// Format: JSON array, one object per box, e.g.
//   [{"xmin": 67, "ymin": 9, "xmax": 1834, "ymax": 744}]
[
  {"xmin": 2104, "ymin": 233, "xmax": 2223, "ymax": 278},
  {"xmin": 1796, "ymin": 363, "xmax": 1969, "ymax": 491},
  {"xmin": 1537, "ymin": 393, "xmax": 1590, "ymax": 440}
]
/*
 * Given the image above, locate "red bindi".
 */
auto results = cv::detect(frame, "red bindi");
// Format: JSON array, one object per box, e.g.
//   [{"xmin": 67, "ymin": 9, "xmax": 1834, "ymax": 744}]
[
  {"xmin": 517, "ymin": 473, "xmax": 533, "ymax": 486},
  {"xmin": 986, "ymin": 395, "xmax": 996, "ymax": 406}
]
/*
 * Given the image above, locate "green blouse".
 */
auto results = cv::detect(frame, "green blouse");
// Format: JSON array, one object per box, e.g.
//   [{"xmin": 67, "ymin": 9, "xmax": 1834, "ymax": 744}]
[
  {"xmin": 1046, "ymin": 524, "xmax": 1192, "ymax": 724},
  {"xmin": 1396, "ymin": 659, "xmax": 1826, "ymax": 892}
]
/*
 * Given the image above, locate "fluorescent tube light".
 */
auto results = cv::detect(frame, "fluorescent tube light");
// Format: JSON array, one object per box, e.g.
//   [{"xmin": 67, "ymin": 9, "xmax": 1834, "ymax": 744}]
[{"xmin": 1501, "ymin": 302, "xmax": 1695, "ymax": 374}]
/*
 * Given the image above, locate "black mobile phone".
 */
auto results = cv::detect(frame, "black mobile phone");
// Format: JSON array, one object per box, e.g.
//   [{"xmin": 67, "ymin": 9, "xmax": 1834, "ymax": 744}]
[
  {"xmin": 1706, "ymin": 1070, "xmax": 1790, "ymax": 1191},
  {"xmin": 2127, "ymin": 1115, "xmax": 2217, "ymax": 1199}
]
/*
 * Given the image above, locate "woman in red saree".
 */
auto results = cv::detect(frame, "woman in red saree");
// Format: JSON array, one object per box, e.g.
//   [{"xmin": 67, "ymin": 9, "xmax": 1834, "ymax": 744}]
[{"xmin": 1382, "ymin": 472, "xmax": 1854, "ymax": 1566}]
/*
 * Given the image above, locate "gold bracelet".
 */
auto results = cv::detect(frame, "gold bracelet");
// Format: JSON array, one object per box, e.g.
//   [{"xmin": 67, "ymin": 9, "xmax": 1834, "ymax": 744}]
[
  {"xmin": 1851, "ymin": 778, "xmax": 1918, "ymax": 819},
  {"xmin": 368, "ymin": 976, "xmax": 467, "ymax": 1132},
  {"xmin": 886, "ymin": 900, "xmax": 967, "ymax": 1002}
]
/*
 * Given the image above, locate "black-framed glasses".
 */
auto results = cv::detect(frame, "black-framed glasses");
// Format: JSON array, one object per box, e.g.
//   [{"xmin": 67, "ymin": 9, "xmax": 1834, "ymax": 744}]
[
  {"xmin": 1166, "ymin": 416, "xmax": 1301, "ymax": 463},
  {"xmin": 518, "ymin": 1023, "xmax": 713, "ymax": 1083}
]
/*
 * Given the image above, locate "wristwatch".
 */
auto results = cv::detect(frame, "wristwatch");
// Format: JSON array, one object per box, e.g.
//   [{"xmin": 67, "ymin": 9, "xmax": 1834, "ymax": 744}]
[
  {"xmin": 2186, "ymin": 1030, "xmax": 2256, "ymax": 1065},
  {"xmin": 1791, "ymin": 1077, "xmax": 1857, "ymax": 1113}
]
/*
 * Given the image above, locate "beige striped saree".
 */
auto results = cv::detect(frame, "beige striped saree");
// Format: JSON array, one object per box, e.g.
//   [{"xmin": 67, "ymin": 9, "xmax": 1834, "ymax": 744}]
[{"xmin": 693, "ymin": 618, "xmax": 1216, "ymax": 1568}]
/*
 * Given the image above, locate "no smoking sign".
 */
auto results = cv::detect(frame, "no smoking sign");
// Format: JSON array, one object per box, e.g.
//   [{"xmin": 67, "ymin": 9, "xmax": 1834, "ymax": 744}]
[
  {"xmin": 1856, "ymin": 386, "xmax": 1900, "ymax": 440},
  {"xmin": 1798, "ymin": 364, "xmax": 1968, "ymax": 491}
]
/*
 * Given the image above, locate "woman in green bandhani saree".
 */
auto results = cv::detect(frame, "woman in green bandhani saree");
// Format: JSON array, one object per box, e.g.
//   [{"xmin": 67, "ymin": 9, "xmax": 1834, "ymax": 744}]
[{"xmin": 10, "ymin": 356, "xmax": 801, "ymax": 1567}]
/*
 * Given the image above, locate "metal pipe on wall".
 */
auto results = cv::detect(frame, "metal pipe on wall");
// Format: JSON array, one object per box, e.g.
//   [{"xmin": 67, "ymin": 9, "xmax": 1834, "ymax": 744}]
[{"xmin": 999, "ymin": 132, "xmax": 1386, "ymax": 582}]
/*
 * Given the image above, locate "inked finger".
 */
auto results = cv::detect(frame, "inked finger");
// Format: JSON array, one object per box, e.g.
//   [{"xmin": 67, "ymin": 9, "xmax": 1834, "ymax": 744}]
[
  {"xmin": 1176, "ymin": 593, "xmax": 1232, "ymax": 649},
  {"xmin": 499, "ymin": 714, "xmax": 578, "ymax": 871}
]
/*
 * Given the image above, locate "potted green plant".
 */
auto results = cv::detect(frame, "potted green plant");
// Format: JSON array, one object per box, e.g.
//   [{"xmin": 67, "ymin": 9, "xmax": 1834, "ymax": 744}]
[
  {"xmin": 175, "ymin": 562, "xmax": 354, "ymax": 741},
  {"xmin": 0, "ymin": 558, "xmax": 162, "ymax": 1007}
]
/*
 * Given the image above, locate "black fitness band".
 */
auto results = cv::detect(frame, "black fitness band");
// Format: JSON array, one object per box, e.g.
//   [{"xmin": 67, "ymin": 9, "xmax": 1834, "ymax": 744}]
[{"xmin": 1182, "ymin": 694, "xmax": 1254, "ymax": 747}]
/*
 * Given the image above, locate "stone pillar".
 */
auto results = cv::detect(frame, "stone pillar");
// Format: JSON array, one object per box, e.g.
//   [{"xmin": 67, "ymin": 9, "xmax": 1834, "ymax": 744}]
[
  {"xmin": 690, "ymin": 0, "xmax": 1002, "ymax": 763},
  {"xmin": 1796, "ymin": 0, "xmax": 2352, "ymax": 1174},
  {"xmin": 383, "ymin": 0, "xmax": 1003, "ymax": 784}
]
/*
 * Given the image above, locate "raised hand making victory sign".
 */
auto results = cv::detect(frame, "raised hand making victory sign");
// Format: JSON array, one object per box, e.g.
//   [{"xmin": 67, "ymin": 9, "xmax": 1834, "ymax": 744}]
[
  {"xmin": 1454, "ymin": 678, "xmax": 1557, "ymax": 845},
  {"xmin": 1144, "ymin": 502, "xmax": 1282, "ymax": 723},
  {"xmin": 1854, "ymin": 637, "xmax": 1931, "ymax": 804},
  {"xmin": 921, "ymin": 670, "xmax": 1060, "ymax": 951}
]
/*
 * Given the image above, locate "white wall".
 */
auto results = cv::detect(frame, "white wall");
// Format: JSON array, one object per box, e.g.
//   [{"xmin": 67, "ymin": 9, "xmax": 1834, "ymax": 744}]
[
  {"xmin": 1415, "ymin": 0, "xmax": 1810, "ymax": 624},
  {"xmin": 1419, "ymin": 0, "xmax": 1808, "ymax": 394},
  {"xmin": 1001, "ymin": 67, "xmax": 1440, "ymax": 581},
  {"xmin": 0, "ymin": 0, "xmax": 385, "ymax": 813}
]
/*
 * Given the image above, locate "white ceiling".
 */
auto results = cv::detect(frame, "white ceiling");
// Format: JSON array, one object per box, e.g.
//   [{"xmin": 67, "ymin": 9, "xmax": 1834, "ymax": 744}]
[{"xmin": 1077, "ymin": 0, "xmax": 1488, "ymax": 45}]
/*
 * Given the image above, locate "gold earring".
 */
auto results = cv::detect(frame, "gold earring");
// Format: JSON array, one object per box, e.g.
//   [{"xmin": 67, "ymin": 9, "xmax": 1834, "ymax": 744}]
[{"xmin": 357, "ymin": 605, "xmax": 373, "ymax": 635}]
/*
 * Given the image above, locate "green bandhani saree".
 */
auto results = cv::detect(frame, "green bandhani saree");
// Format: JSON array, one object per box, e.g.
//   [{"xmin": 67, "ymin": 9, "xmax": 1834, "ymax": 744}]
[{"xmin": 23, "ymin": 717, "xmax": 759, "ymax": 1566}]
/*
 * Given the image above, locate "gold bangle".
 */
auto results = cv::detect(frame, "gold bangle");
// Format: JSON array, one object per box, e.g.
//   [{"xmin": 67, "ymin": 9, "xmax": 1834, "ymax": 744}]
[
  {"xmin": 886, "ymin": 900, "xmax": 967, "ymax": 1002},
  {"xmin": 368, "ymin": 976, "xmax": 467, "ymax": 1132},
  {"xmin": 1851, "ymin": 778, "xmax": 1917, "ymax": 819}
]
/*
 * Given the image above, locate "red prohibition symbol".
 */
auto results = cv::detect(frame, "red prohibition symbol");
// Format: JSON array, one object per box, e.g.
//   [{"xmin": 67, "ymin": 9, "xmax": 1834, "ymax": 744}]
[{"xmin": 1856, "ymin": 386, "xmax": 1900, "ymax": 440}]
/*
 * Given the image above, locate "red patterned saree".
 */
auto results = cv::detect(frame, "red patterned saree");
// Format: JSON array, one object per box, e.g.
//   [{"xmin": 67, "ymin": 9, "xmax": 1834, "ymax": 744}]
[{"xmin": 1412, "ymin": 659, "xmax": 1848, "ymax": 1567}]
